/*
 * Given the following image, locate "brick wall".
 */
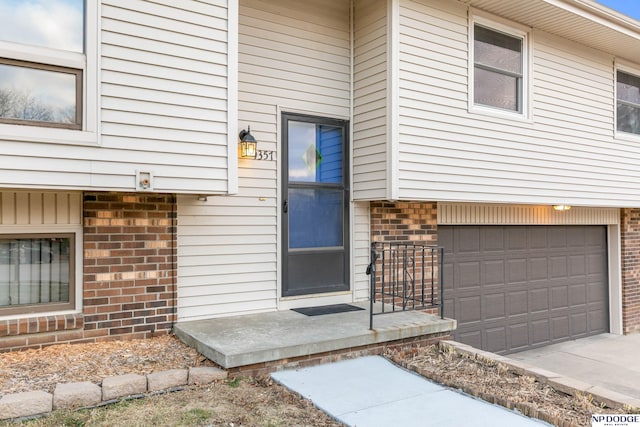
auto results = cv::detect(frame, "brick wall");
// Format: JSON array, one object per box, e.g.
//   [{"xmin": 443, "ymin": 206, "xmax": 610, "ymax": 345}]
[
  {"xmin": 621, "ymin": 208, "xmax": 640, "ymax": 334},
  {"xmin": 370, "ymin": 201, "xmax": 437, "ymax": 243},
  {"xmin": 0, "ymin": 192, "xmax": 177, "ymax": 351},
  {"xmin": 369, "ymin": 201, "xmax": 440, "ymax": 309}
]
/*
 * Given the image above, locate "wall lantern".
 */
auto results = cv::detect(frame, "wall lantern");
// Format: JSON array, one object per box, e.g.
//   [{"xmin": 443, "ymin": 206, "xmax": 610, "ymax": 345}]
[
  {"xmin": 239, "ymin": 126, "xmax": 258, "ymax": 159},
  {"xmin": 553, "ymin": 205, "xmax": 572, "ymax": 211}
]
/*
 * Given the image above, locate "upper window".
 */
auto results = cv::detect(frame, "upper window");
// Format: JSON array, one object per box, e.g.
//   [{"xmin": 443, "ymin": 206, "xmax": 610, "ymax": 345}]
[
  {"xmin": 0, "ymin": 234, "xmax": 75, "ymax": 316},
  {"xmin": 473, "ymin": 24, "xmax": 525, "ymax": 113},
  {"xmin": 0, "ymin": 1, "xmax": 84, "ymax": 130},
  {"xmin": 617, "ymin": 70, "xmax": 640, "ymax": 136}
]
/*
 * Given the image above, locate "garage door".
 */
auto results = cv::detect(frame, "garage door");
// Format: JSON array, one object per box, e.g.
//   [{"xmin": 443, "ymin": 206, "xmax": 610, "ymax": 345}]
[{"xmin": 440, "ymin": 225, "xmax": 609, "ymax": 354}]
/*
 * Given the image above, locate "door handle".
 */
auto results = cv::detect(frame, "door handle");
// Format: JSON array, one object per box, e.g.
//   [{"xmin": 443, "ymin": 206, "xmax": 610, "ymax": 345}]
[{"xmin": 283, "ymin": 200, "xmax": 288, "ymax": 213}]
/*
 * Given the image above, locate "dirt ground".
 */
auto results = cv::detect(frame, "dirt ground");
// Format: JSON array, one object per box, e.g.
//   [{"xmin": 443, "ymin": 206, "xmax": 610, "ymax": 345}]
[
  {"xmin": 386, "ymin": 345, "xmax": 637, "ymax": 427},
  {"xmin": 0, "ymin": 335, "xmax": 636, "ymax": 426}
]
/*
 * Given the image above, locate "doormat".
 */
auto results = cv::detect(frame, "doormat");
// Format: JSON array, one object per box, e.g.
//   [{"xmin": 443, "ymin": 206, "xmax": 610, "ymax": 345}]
[{"xmin": 292, "ymin": 303, "xmax": 365, "ymax": 316}]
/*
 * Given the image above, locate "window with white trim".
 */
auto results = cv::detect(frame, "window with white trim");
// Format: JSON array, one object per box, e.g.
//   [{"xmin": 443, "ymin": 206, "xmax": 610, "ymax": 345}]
[
  {"xmin": 617, "ymin": 70, "xmax": 640, "ymax": 135},
  {"xmin": 0, "ymin": 0, "xmax": 86, "ymax": 130},
  {"xmin": 0, "ymin": 234, "xmax": 75, "ymax": 315},
  {"xmin": 473, "ymin": 23, "xmax": 526, "ymax": 114}
]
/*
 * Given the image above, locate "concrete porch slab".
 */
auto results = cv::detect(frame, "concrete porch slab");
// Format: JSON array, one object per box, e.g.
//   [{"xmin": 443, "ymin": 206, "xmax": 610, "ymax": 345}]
[{"xmin": 174, "ymin": 303, "xmax": 456, "ymax": 368}]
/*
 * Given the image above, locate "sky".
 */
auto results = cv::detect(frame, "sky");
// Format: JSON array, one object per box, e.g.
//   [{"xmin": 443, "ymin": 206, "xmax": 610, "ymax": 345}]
[{"xmin": 595, "ymin": 0, "xmax": 640, "ymax": 21}]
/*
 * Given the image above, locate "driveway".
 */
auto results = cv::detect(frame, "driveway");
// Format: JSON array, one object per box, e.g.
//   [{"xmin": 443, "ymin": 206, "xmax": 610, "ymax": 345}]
[{"xmin": 510, "ymin": 333, "xmax": 640, "ymax": 400}]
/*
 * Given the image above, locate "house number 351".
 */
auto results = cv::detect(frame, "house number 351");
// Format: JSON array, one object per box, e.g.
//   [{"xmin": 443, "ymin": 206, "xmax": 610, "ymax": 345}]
[{"xmin": 256, "ymin": 150, "xmax": 275, "ymax": 161}]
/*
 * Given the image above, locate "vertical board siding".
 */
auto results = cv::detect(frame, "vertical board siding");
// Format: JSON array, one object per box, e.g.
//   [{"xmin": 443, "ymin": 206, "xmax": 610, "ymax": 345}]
[
  {"xmin": 395, "ymin": 0, "xmax": 640, "ymax": 207},
  {"xmin": 353, "ymin": 0, "xmax": 389, "ymax": 200},
  {"xmin": 0, "ymin": 192, "xmax": 82, "ymax": 226},
  {"xmin": 438, "ymin": 203, "xmax": 620, "ymax": 225},
  {"xmin": 177, "ymin": 0, "xmax": 352, "ymax": 321}
]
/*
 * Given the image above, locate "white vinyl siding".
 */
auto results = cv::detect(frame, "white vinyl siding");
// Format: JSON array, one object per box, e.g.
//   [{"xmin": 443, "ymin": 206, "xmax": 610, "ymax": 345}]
[
  {"xmin": 0, "ymin": 0, "xmax": 232, "ymax": 195},
  {"xmin": 394, "ymin": 0, "xmax": 640, "ymax": 207},
  {"xmin": 353, "ymin": 202, "xmax": 371, "ymax": 301},
  {"xmin": 353, "ymin": 0, "xmax": 388, "ymax": 200},
  {"xmin": 177, "ymin": 0, "xmax": 354, "ymax": 321}
]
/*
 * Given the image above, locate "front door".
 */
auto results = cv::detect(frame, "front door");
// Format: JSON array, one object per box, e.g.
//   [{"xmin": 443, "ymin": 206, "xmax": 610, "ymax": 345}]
[{"xmin": 282, "ymin": 113, "xmax": 349, "ymax": 296}]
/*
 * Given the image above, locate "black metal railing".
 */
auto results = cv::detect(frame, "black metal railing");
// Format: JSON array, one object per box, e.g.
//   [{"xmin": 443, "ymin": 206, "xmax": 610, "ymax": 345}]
[{"xmin": 367, "ymin": 242, "xmax": 444, "ymax": 329}]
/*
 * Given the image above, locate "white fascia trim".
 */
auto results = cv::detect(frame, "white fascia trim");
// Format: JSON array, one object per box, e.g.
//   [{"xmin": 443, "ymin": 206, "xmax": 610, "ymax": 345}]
[
  {"xmin": 386, "ymin": 0, "xmax": 400, "ymax": 201},
  {"xmin": 546, "ymin": 0, "xmax": 640, "ymax": 40},
  {"xmin": 226, "ymin": 0, "xmax": 239, "ymax": 195}
]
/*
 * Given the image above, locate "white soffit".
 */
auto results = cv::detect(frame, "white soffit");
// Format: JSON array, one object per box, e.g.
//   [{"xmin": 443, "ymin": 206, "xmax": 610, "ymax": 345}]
[
  {"xmin": 438, "ymin": 202, "xmax": 620, "ymax": 225},
  {"xmin": 459, "ymin": 0, "xmax": 640, "ymax": 64}
]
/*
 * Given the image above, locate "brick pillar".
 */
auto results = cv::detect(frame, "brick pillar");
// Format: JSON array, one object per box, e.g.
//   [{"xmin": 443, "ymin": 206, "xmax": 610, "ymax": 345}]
[
  {"xmin": 621, "ymin": 208, "xmax": 640, "ymax": 334},
  {"xmin": 83, "ymin": 192, "xmax": 177, "ymax": 341},
  {"xmin": 370, "ymin": 201, "xmax": 438, "ymax": 243},
  {"xmin": 369, "ymin": 201, "xmax": 439, "ymax": 311}
]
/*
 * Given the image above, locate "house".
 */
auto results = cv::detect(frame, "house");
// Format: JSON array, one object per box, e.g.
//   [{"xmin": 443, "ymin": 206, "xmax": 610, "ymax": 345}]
[{"xmin": 1, "ymin": 0, "xmax": 640, "ymax": 361}]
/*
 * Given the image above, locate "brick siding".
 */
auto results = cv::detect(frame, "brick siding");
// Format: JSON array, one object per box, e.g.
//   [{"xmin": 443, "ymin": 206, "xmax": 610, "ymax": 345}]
[
  {"xmin": 369, "ymin": 201, "xmax": 440, "ymax": 308},
  {"xmin": 370, "ymin": 201, "xmax": 437, "ymax": 243},
  {"xmin": 621, "ymin": 208, "xmax": 640, "ymax": 334},
  {"xmin": 0, "ymin": 192, "xmax": 177, "ymax": 351}
]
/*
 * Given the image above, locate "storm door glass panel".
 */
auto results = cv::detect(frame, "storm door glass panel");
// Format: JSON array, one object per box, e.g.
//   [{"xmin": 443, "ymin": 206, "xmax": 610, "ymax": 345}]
[
  {"xmin": 289, "ymin": 188, "xmax": 343, "ymax": 248},
  {"xmin": 283, "ymin": 115, "xmax": 349, "ymax": 296},
  {"xmin": 288, "ymin": 122, "xmax": 343, "ymax": 184}
]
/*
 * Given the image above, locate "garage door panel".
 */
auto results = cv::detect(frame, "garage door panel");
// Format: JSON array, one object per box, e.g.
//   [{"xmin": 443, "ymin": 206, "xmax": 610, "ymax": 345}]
[
  {"xmin": 457, "ymin": 227, "xmax": 480, "ymax": 253},
  {"xmin": 509, "ymin": 323, "xmax": 529, "ymax": 350},
  {"xmin": 485, "ymin": 327, "xmax": 507, "ymax": 353},
  {"xmin": 507, "ymin": 258, "xmax": 527, "ymax": 283},
  {"xmin": 550, "ymin": 285, "xmax": 568, "ymax": 309},
  {"xmin": 549, "ymin": 256, "xmax": 568, "ymax": 278},
  {"xmin": 569, "ymin": 255, "xmax": 586, "ymax": 276},
  {"xmin": 507, "ymin": 290, "xmax": 528, "ymax": 316},
  {"xmin": 531, "ymin": 319, "xmax": 551, "ymax": 345},
  {"xmin": 588, "ymin": 254, "xmax": 606, "ymax": 274},
  {"xmin": 528, "ymin": 257, "xmax": 548, "ymax": 281},
  {"xmin": 549, "ymin": 227, "xmax": 567, "ymax": 248},
  {"xmin": 569, "ymin": 284, "xmax": 587, "ymax": 306},
  {"xmin": 458, "ymin": 296, "xmax": 482, "ymax": 323},
  {"xmin": 551, "ymin": 316, "xmax": 570, "ymax": 339},
  {"xmin": 588, "ymin": 309, "xmax": 607, "ymax": 332},
  {"xmin": 528, "ymin": 228, "xmax": 548, "ymax": 249},
  {"xmin": 458, "ymin": 330, "xmax": 482, "ymax": 349},
  {"xmin": 529, "ymin": 288, "xmax": 549, "ymax": 313},
  {"xmin": 458, "ymin": 262, "xmax": 481, "ymax": 289},
  {"xmin": 484, "ymin": 293, "xmax": 506, "ymax": 320},
  {"xmin": 570, "ymin": 312, "xmax": 588, "ymax": 335},
  {"xmin": 484, "ymin": 260, "xmax": 505, "ymax": 286},
  {"xmin": 482, "ymin": 227, "xmax": 505, "ymax": 251},
  {"xmin": 441, "ymin": 225, "xmax": 608, "ymax": 354},
  {"xmin": 507, "ymin": 228, "xmax": 527, "ymax": 250},
  {"xmin": 567, "ymin": 227, "xmax": 586, "ymax": 247}
]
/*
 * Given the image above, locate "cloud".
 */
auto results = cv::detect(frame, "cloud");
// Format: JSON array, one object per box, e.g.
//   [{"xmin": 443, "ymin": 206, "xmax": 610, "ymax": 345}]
[{"xmin": 0, "ymin": 0, "xmax": 83, "ymax": 52}]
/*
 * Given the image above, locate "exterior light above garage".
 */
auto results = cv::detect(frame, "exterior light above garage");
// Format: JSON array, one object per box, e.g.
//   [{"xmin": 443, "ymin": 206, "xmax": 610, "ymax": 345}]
[
  {"xmin": 553, "ymin": 205, "xmax": 572, "ymax": 211},
  {"xmin": 239, "ymin": 126, "xmax": 258, "ymax": 159}
]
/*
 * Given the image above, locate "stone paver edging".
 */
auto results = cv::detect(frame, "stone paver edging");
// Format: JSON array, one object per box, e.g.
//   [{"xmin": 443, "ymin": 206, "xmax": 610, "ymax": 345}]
[
  {"xmin": 0, "ymin": 367, "xmax": 228, "ymax": 421},
  {"xmin": 393, "ymin": 340, "xmax": 640, "ymax": 427}
]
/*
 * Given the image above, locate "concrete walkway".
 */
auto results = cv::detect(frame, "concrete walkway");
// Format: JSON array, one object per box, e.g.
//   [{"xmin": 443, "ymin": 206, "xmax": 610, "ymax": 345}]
[
  {"xmin": 510, "ymin": 333, "xmax": 640, "ymax": 400},
  {"xmin": 271, "ymin": 356, "xmax": 550, "ymax": 427}
]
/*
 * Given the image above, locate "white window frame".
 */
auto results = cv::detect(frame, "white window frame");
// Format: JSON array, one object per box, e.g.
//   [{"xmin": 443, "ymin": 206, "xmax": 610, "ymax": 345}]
[
  {"xmin": 468, "ymin": 12, "xmax": 532, "ymax": 121},
  {"xmin": 614, "ymin": 62, "xmax": 640, "ymax": 142},
  {"xmin": 0, "ymin": 1, "xmax": 99, "ymax": 146}
]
